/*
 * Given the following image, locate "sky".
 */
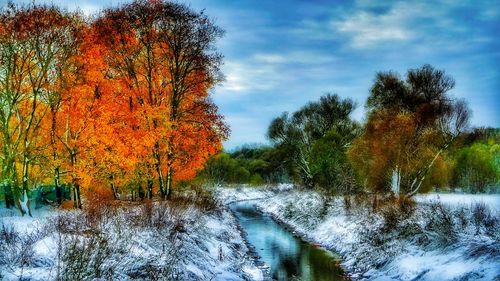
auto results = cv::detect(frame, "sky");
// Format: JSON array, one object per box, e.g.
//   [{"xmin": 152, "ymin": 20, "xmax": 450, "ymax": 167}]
[{"xmin": 4, "ymin": 0, "xmax": 499, "ymax": 150}]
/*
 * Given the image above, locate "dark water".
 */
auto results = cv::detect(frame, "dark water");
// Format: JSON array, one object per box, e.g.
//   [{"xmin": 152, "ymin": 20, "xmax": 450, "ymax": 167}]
[{"xmin": 230, "ymin": 201, "xmax": 348, "ymax": 281}]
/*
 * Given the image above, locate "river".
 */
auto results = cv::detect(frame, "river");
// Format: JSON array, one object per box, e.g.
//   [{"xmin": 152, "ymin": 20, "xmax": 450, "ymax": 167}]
[{"xmin": 230, "ymin": 200, "xmax": 349, "ymax": 281}]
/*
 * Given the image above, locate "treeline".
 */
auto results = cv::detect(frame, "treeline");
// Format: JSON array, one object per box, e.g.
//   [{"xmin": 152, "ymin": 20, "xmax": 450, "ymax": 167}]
[
  {"xmin": 198, "ymin": 145, "xmax": 290, "ymax": 185},
  {"xmin": 202, "ymin": 65, "xmax": 499, "ymax": 194},
  {"xmin": 449, "ymin": 128, "xmax": 499, "ymax": 193},
  {"xmin": 0, "ymin": 1, "xmax": 227, "ymax": 215}
]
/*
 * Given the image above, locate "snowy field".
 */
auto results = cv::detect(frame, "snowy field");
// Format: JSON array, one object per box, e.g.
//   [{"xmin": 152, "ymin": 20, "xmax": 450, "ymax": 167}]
[
  {"xmin": 0, "ymin": 201, "xmax": 262, "ymax": 281},
  {"xmin": 216, "ymin": 183, "xmax": 293, "ymax": 204}
]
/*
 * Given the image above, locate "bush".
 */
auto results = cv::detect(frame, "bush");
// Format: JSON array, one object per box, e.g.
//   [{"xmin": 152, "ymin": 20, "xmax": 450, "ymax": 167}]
[
  {"xmin": 61, "ymin": 233, "xmax": 112, "ymax": 280},
  {"xmin": 0, "ymin": 222, "xmax": 20, "ymax": 266},
  {"xmin": 424, "ymin": 202, "xmax": 458, "ymax": 246},
  {"xmin": 471, "ymin": 202, "xmax": 499, "ymax": 237},
  {"xmin": 0, "ymin": 220, "xmax": 49, "ymax": 271},
  {"xmin": 83, "ymin": 188, "xmax": 117, "ymax": 230}
]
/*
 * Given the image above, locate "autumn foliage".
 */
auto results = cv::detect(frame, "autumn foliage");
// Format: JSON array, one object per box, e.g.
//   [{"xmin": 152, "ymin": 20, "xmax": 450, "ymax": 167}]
[
  {"xmin": 348, "ymin": 65, "xmax": 469, "ymax": 198},
  {"xmin": 0, "ymin": 1, "xmax": 228, "ymax": 213}
]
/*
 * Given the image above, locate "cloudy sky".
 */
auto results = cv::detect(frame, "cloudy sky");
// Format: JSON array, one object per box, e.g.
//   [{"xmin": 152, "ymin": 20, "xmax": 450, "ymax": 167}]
[{"xmin": 4, "ymin": 0, "xmax": 499, "ymax": 149}]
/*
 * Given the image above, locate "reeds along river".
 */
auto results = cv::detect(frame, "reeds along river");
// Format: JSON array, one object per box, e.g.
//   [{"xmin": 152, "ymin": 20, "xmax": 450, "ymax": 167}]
[{"xmin": 230, "ymin": 200, "xmax": 349, "ymax": 281}]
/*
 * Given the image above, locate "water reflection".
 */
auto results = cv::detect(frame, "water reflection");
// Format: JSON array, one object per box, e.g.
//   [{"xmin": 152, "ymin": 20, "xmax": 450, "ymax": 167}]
[{"xmin": 231, "ymin": 201, "xmax": 348, "ymax": 281}]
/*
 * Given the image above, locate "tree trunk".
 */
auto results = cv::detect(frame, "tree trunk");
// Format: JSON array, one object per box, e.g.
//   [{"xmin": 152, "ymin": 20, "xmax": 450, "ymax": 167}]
[
  {"xmin": 75, "ymin": 183, "xmax": 82, "ymax": 209},
  {"xmin": 166, "ymin": 167, "xmax": 173, "ymax": 199},
  {"xmin": 3, "ymin": 182, "xmax": 15, "ymax": 208},
  {"xmin": 54, "ymin": 167, "xmax": 62, "ymax": 205},
  {"xmin": 157, "ymin": 164, "xmax": 166, "ymax": 199},
  {"xmin": 371, "ymin": 194, "xmax": 378, "ymax": 212},
  {"xmin": 21, "ymin": 152, "xmax": 32, "ymax": 217},
  {"xmin": 154, "ymin": 142, "xmax": 166, "ymax": 199},
  {"xmin": 110, "ymin": 183, "xmax": 118, "ymax": 200},
  {"xmin": 138, "ymin": 185, "xmax": 145, "ymax": 200},
  {"xmin": 391, "ymin": 167, "xmax": 401, "ymax": 194},
  {"xmin": 69, "ymin": 152, "xmax": 81, "ymax": 208},
  {"xmin": 73, "ymin": 186, "xmax": 78, "ymax": 208},
  {"xmin": 147, "ymin": 179, "xmax": 153, "ymax": 199},
  {"xmin": 406, "ymin": 141, "xmax": 451, "ymax": 198},
  {"xmin": 51, "ymin": 109, "xmax": 62, "ymax": 205}
]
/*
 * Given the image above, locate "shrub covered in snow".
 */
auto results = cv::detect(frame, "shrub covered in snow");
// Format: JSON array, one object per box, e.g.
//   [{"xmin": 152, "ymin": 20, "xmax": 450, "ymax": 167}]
[
  {"xmin": 0, "ymin": 197, "xmax": 261, "ymax": 281},
  {"xmin": 257, "ymin": 190, "xmax": 500, "ymax": 280}
]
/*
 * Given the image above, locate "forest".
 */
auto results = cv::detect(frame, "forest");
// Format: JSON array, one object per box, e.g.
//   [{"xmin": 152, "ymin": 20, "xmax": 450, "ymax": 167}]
[{"xmin": 0, "ymin": 1, "xmax": 228, "ymax": 215}]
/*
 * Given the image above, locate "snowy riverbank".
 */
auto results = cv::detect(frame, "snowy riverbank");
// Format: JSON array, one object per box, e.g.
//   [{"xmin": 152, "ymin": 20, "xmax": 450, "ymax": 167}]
[
  {"xmin": 0, "ymin": 201, "xmax": 262, "ymax": 281},
  {"xmin": 255, "ymin": 189, "xmax": 500, "ymax": 280},
  {"xmin": 1, "ymin": 187, "xmax": 498, "ymax": 280}
]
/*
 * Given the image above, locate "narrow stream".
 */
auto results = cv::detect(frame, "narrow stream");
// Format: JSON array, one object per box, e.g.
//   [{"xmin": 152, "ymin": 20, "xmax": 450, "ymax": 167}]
[{"xmin": 231, "ymin": 200, "xmax": 348, "ymax": 281}]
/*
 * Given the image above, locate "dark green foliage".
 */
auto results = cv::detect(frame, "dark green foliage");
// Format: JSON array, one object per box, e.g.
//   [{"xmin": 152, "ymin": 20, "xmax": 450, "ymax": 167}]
[
  {"xmin": 309, "ymin": 126, "xmax": 361, "ymax": 194},
  {"xmin": 267, "ymin": 93, "xmax": 359, "ymax": 190},
  {"xmin": 199, "ymin": 145, "xmax": 290, "ymax": 185},
  {"xmin": 367, "ymin": 64, "xmax": 456, "ymax": 124}
]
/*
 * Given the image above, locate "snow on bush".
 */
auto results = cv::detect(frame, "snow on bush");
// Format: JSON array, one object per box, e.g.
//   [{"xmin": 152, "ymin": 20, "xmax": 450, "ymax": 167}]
[
  {"xmin": 256, "ymin": 190, "xmax": 500, "ymax": 280},
  {"xmin": 0, "ymin": 199, "xmax": 260, "ymax": 281}
]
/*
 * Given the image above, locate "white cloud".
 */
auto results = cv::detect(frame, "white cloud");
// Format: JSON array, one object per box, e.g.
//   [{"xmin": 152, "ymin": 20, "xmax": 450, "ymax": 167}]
[
  {"xmin": 3, "ymin": 0, "xmax": 120, "ymax": 15},
  {"xmin": 254, "ymin": 53, "xmax": 287, "ymax": 64},
  {"xmin": 335, "ymin": 12, "xmax": 412, "ymax": 48},
  {"xmin": 254, "ymin": 51, "xmax": 338, "ymax": 65},
  {"xmin": 333, "ymin": 2, "xmax": 421, "ymax": 48},
  {"xmin": 218, "ymin": 60, "xmax": 285, "ymax": 95},
  {"xmin": 333, "ymin": 0, "xmax": 498, "ymax": 50}
]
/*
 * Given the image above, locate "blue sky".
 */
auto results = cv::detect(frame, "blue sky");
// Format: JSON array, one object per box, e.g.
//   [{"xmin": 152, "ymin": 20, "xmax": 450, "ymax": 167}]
[{"xmin": 5, "ymin": 0, "xmax": 499, "ymax": 149}]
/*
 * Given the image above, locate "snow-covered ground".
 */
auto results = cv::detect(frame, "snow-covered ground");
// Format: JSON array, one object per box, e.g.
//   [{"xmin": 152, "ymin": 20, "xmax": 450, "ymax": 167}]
[
  {"xmin": 0, "ymin": 201, "xmax": 262, "ymax": 281},
  {"xmin": 416, "ymin": 193, "xmax": 500, "ymax": 210},
  {"xmin": 255, "ymin": 189, "xmax": 500, "ymax": 281},
  {"xmin": 1, "ymin": 187, "xmax": 498, "ymax": 281},
  {"xmin": 217, "ymin": 183, "xmax": 293, "ymax": 204}
]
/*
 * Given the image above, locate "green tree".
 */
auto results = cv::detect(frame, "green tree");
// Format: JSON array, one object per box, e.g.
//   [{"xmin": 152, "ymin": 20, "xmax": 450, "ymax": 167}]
[
  {"xmin": 201, "ymin": 153, "xmax": 237, "ymax": 185},
  {"xmin": 268, "ymin": 94, "xmax": 357, "ymax": 188},
  {"xmin": 452, "ymin": 142, "xmax": 499, "ymax": 193},
  {"xmin": 310, "ymin": 125, "xmax": 360, "ymax": 194}
]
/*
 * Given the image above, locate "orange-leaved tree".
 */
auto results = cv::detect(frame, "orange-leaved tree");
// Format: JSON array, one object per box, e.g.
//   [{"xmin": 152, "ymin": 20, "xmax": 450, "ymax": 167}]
[{"xmin": 94, "ymin": 0, "xmax": 228, "ymax": 199}]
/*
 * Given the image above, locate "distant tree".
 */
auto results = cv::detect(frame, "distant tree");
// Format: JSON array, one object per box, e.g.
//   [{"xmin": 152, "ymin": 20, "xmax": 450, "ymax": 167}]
[
  {"xmin": 452, "ymin": 141, "xmax": 499, "ymax": 193},
  {"xmin": 349, "ymin": 65, "xmax": 470, "ymax": 197},
  {"xmin": 201, "ymin": 153, "xmax": 237, "ymax": 185},
  {"xmin": 268, "ymin": 94, "xmax": 357, "ymax": 189}
]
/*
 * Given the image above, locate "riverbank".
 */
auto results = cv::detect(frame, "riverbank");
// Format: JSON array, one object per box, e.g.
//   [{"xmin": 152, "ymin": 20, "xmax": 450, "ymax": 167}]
[
  {"xmin": 254, "ymin": 188, "xmax": 500, "ymax": 280},
  {"xmin": 230, "ymin": 199, "xmax": 348, "ymax": 280},
  {"xmin": 0, "ymin": 201, "xmax": 262, "ymax": 280},
  {"xmin": 2, "ymin": 186, "xmax": 498, "ymax": 280}
]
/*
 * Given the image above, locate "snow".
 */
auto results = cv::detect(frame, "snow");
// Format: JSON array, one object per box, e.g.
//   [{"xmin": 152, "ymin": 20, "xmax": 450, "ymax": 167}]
[
  {"xmin": 0, "ymin": 201, "xmax": 261, "ymax": 281},
  {"xmin": 1, "ymin": 187, "xmax": 497, "ymax": 280},
  {"xmin": 217, "ymin": 184, "xmax": 293, "ymax": 204},
  {"xmin": 242, "ymin": 264, "xmax": 264, "ymax": 281},
  {"xmin": 416, "ymin": 193, "xmax": 500, "ymax": 210},
  {"xmin": 254, "ymin": 188, "xmax": 500, "ymax": 281}
]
